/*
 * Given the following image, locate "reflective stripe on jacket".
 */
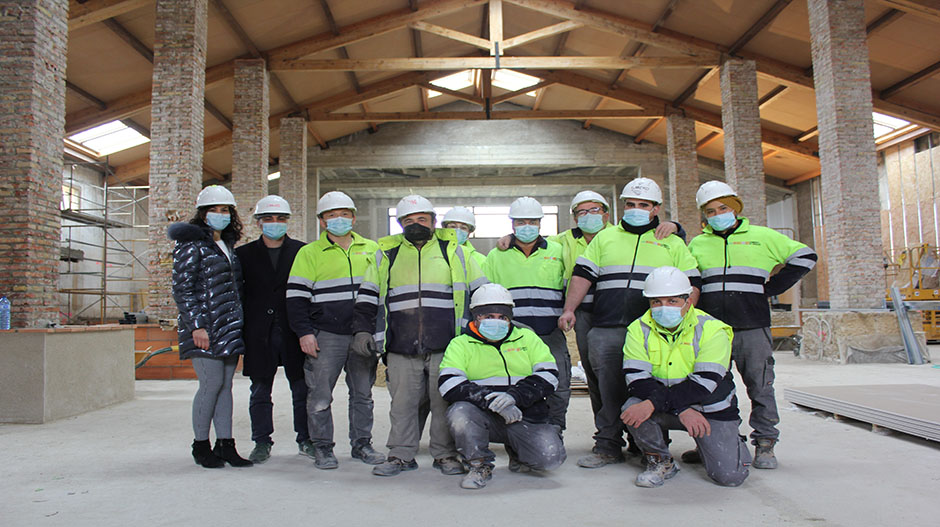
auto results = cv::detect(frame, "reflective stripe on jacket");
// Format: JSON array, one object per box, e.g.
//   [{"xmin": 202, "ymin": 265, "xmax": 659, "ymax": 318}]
[
  {"xmin": 285, "ymin": 231, "xmax": 379, "ymax": 337},
  {"xmin": 688, "ymin": 217, "xmax": 817, "ymax": 329},
  {"xmin": 352, "ymin": 228, "xmax": 488, "ymax": 355},
  {"xmin": 623, "ymin": 307, "xmax": 739, "ymax": 420},
  {"xmin": 548, "ymin": 223, "xmax": 613, "ymax": 312},
  {"xmin": 572, "ymin": 219, "xmax": 701, "ymax": 327},
  {"xmin": 483, "ymin": 236, "xmax": 566, "ymax": 335},
  {"xmin": 439, "ymin": 324, "xmax": 558, "ymax": 423}
]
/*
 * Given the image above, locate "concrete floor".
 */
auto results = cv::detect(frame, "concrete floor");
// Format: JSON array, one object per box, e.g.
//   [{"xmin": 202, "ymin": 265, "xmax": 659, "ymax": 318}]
[{"xmin": 3, "ymin": 349, "xmax": 939, "ymax": 526}]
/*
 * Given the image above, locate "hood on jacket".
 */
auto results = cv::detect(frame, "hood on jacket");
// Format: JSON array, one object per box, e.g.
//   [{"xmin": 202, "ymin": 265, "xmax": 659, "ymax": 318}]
[{"xmin": 168, "ymin": 222, "xmax": 210, "ymax": 242}]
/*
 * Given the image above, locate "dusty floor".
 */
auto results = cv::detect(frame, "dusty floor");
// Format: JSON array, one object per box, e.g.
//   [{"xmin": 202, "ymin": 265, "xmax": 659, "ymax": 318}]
[{"xmin": 2, "ymin": 348, "xmax": 939, "ymax": 526}]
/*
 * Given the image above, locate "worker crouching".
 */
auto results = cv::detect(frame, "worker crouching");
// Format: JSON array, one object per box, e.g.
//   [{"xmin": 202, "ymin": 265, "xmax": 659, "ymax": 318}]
[
  {"xmin": 620, "ymin": 267, "xmax": 750, "ymax": 488},
  {"xmin": 439, "ymin": 283, "xmax": 566, "ymax": 490}
]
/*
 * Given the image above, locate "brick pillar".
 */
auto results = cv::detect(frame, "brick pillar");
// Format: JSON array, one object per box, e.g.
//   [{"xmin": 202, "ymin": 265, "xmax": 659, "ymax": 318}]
[
  {"xmin": 720, "ymin": 58, "xmax": 766, "ymax": 226},
  {"xmin": 0, "ymin": 0, "xmax": 67, "ymax": 327},
  {"xmin": 231, "ymin": 59, "xmax": 269, "ymax": 242},
  {"xmin": 278, "ymin": 117, "xmax": 307, "ymax": 242},
  {"xmin": 148, "ymin": 0, "xmax": 208, "ymax": 321},
  {"xmin": 808, "ymin": 0, "xmax": 882, "ymax": 309},
  {"xmin": 666, "ymin": 114, "xmax": 701, "ymax": 237}
]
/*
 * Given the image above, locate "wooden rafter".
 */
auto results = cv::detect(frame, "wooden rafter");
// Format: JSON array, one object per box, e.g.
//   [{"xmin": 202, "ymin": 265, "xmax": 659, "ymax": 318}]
[
  {"xmin": 418, "ymin": 83, "xmax": 484, "ymax": 105},
  {"xmin": 409, "ymin": 21, "xmax": 491, "ymax": 50},
  {"xmin": 785, "ymin": 168, "xmax": 821, "ymax": 186},
  {"xmin": 66, "ymin": 81, "xmax": 107, "ymax": 110},
  {"xmin": 866, "ymin": 9, "xmax": 905, "ymax": 36},
  {"xmin": 502, "ymin": 21, "xmax": 583, "ymax": 50},
  {"xmin": 796, "ymin": 126, "xmax": 819, "ymax": 142},
  {"xmin": 877, "ymin": 0, "xmax": 940, "ymax": 23},
  {"xmin": 490, "ymin": 0, "xmax": 503, "ymax": 55},
  {"xmin": 880, "ymin": 59, "xmax": 940, "ymax": 99},
  {"xmin": 68, "ymin": 0, "xmax": 150, "ymax": 31},
  {"xmin": 269, "ymin": 56, "xmax": 716, "ymax": 71},
  {"xmin": 490, "ymin": 80, "xmax": 555, "ymax": 104},
  {"xmin": 758, "ymin": 85, "xmax": 789, "ymax": 109},
  {"xmin": 632, "ymin": 117, "xmax": 664, "ymax": 144},
  {"xmin": 696, "ymin": 131, "xmax": 722, "ymax": 151},
  {"xmin": 306, "ymin": 109, "xmax": 663, "ymax": 122}
]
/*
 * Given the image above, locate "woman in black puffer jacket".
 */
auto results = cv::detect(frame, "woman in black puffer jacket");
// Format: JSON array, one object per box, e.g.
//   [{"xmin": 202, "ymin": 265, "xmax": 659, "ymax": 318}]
[{"xmin": 169, "ymin": 185, "xmax": 252, "ymax": 469}]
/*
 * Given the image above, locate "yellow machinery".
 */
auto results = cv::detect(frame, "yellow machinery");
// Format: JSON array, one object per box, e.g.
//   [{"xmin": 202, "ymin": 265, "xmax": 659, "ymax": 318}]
[{"xmin": 885, "ymin": 244, "xmax": 940, "ymax": 341}]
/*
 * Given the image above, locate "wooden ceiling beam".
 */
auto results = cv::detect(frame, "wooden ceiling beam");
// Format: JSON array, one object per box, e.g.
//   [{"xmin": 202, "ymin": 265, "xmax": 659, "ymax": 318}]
[
  {"xmin": 66, "ymin": 81, "xmax": 107, "ymax": 110},
  {"xmin": 490, "ymin": 80, "xmax": 555, "ymax": 104},
  {"xmin": 502, "ymin": 20, "xmax": 583, "ymax": 50},
  {"xmin": 880, "ymin": 59, "xmax": 940, "ymax": 99},
  {"xmin": 876, "ymin": 0, "xmax": 940, "ymax": 23},
  {"xmin": 102, "ymin": 18, "xmax": 154, "ymax": 63},
  {"xmin": 632, "ymin": 116, "xmax": 665, "ymax": 144},
  {"xmin": 68, "ymin": 0, "xmax": 150, "ymax": 31},
  {"xmin": 489, "ymin": 0, "xmax": 504, "ymax": 55},
  {"xmin": 317, "ymin": 0, "xmax": 378, "ymax": 132},
  {"xmin": 306, "ymin": 122, "xmax": 329, "ymax": 150},
  {"xmin": 696, "ymin": 131, "xmax": 722, "ymax": 150},
  {"xmin": 758, "ymin": 85, "xmax": 789, "ymax": 109},
  {"xmin": 866, "ymin": 9, "xmax": 905, "ymax": 36},
  {"xmin": 409, "ymin": 21, "xmax": 492, "ymax": 50},
  {"xmin": 270, "ymin": 56, "xmax": 717, "ymax": 71},
  {"xmin": 418, "ymin": 83, "xmax": 484, "ymax": 105},
  {"xmin": 306, "ymin": 109, "xmax": 664, "ymax": 121},
  {"xmin": 785, "ymin": 168, "xmax": 821, "ymax": 186}
]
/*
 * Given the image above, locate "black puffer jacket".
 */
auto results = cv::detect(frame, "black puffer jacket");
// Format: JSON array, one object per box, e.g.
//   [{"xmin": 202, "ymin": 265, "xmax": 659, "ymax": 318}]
[{"xmin": 169, "ymin": 222, "xmax": 245, "ymax": 360}]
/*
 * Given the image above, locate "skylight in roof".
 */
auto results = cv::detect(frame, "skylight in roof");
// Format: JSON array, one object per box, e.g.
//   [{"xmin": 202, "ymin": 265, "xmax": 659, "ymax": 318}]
[
  {"xmin": 872, "ymin": 112, "xmax": 911, "ymax": 139},
  {"xmin": 492, "ymin": 69, "xmax": 540, "ymax": 96},
  {"xmin": 68, "ymin": 120, "xmax": 149, "ymax": 157},
  {"xmin": 428, "ymin": 70, "xmax": 475, "ymax": 98}
]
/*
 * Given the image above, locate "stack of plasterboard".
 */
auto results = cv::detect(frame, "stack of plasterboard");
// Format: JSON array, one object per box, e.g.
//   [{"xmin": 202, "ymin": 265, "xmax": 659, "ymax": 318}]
[{"xmin": 784, "ymin": 384, "xmax": 940, "ymax": 442}]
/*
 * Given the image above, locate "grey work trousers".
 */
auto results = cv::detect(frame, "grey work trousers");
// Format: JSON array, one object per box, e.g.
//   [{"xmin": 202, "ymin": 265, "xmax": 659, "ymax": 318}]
[
  {"xmin": 585, "ymin": 325, "xmax": 629, "ymax": 454},
  {"xmin": 191, "ymin": 356, "xmax": 238, "ymax": 440},
  {"xmin": 623, "ymin": 398, "xmax": 750, "ymax": 487},
  {"xmin": 732, "ymin": 327, "xmax": 780, "ymax": 442},
  {"xmin": 574, "ymin": 309, "xmax": 602, "ymax": 420},
  {"xmin": 540, "ymin": 328, "xmax": 571, "ymax": 430},
  {"xmin": 385, "ymin": 351, "xmax": 457, "ymax": 462},
  {"xmin": 447, "ymin": 402, "xmax": 566, "ymax": 470},
  {"xmin": 303, "ymin": 330, "xmax": 378, "ymax": 448}
]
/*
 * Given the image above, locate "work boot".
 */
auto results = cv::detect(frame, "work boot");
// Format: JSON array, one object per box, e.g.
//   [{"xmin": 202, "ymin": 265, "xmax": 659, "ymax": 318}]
[
  {"xmin": 248, "ymin": 442, "xmax": 272, "ymax": 464},
  {"xmin": 192, "ymin": 439, "xmax": 224, "ymax": 468},
  {"xmin": 680, "ymin": 448, "xmax": 702, "ymax": 464},
  {"xmin": 372, "ymin": 456, "xmax": 418, "ymax": 477},
  {"xmin": 313, "ymin": 445, "xmax": 339, "ymax": 470},
  {"xmin": 351, "ymin": 442, "xmax": 386, "ymax": 465},
  {"xmin": 460, "ymin": 461, "xmax": 494, "ymax": 490},
  {"xmin": 297, "ymin": 439, "xmax": 315, "ymax": 458},
  {"xmin": 505, "ymin": 445, "xmax": 531, "ymax": 473},
  {"xmin": 433, "ymin": 456, "xmax": 468, "ymax": 475},
  {"xmin": 753, "ymin": 439, "xmax": 778, "ymax": 469},
  {"xmin": 577, "ymin": 448, "xmax": 625, "ymax": 469},
  {"xmin": 213, "ymin": 438, "xmax": 253, "ymax": 467},
  {"xmin": 635, "ymin": 453, "xmax": 679, "ymax": 488}
]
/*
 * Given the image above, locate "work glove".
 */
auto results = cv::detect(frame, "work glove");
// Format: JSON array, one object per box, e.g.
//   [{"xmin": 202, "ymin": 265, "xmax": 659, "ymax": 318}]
[
  {"xmin": 485, "ymin": 392, "xmax": 517, "ymax": 413},
  {"xmin": 497, "ymin": 405, "xmax": 523, "ymax": 424},
  {"xmin": 349, "ymin": 332, "xmax": 377, "ymax": 358}
]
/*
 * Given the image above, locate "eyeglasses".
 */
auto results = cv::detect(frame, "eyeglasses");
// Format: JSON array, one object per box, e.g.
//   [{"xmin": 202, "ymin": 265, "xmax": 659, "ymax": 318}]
[{"xmin": 573, "ymin": 206, "xmax": 604, "ymax": 217}]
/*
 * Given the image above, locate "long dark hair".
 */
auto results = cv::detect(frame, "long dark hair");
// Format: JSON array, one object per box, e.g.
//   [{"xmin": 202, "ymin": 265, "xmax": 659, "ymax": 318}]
[{"xmin": 189, "ymin": 205, "xmax": 243, "ymax": 244}]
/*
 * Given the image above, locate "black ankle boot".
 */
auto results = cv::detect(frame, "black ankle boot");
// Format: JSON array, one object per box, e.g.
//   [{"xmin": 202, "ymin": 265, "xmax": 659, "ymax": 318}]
[
  {"xmin": 192, "ymin": 439, "xmax": 224, "ymax": 468},
  {"xmin": 213, "ymin": 438, "xmax": 253, "ymax": 467}
]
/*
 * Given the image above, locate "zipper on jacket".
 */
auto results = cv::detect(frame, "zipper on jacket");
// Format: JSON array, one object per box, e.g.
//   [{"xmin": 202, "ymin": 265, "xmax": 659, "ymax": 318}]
[
  {"xmin": 722, "ymin": 235, "xmax": 730, "ymax": 316},
  {"xmin": 344, "ymin": 243, "xmax": 355, "ymax": 300},
  {"xmin": 624, "ymin": 233, "xmax": 643, "ymax": 313},
  {"xmin": 417, "ymin": 243, "xmax": 424, "ymax": 353}
]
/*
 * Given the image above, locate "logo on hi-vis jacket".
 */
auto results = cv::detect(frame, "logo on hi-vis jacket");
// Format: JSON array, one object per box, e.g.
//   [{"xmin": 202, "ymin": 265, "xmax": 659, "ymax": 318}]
[
  {"xmin": 642, "ymin": 240, "xmax": 665, "ymax": 247},
  {"xmin": 504, "ymin": 346, "xmax": 528, "ymax": 353},
  {"xmin": 730, "ymin": 241, "xmax": 761, "ymax": 246}
]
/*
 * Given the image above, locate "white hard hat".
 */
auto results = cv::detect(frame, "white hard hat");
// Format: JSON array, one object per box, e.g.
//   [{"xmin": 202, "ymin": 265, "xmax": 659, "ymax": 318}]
[
  {"xmin": 317, "ymin": 191, "xmax": 357, "ymax": 216},
  {"xmin": 696, "ymin": 180, "xmax": 739, "ymax": 209},
  {"xmin": 509, "ymin": 196, "xmax": 544, "ymax": 219},
  {"xmin": 443, "ymin": 206, "xmax": 476, "ymax": 230},
  {"xmin": 254, "ymin": 195, "xmax": 291, "ymax": 217},
  {"xmin": 196, "ymin": 185, "xmax": 236, "ymax": 208},
  {"xmin": 643, "ymin": 266, "xmax": 693, "ymax": 298},
  {"xmin": 469, "ymin": 283, "xmax": 515, "ymax": 310},
  {"xmin": 620, "ymin": 177, "xmax": 663, "ymax": 204},
  {"xmin": 396, "ymin": 194, "xmax": 435, "ymax": 220},
  {"xmin": 570, "ymin": 190, "xmax": 610, "ymax": 213}
]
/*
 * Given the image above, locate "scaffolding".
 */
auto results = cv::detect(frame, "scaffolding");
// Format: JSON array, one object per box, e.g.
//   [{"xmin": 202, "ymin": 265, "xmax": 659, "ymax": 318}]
[{"xmin": 59, "ymin": 161, "xmax": 150, "ymax": 324}]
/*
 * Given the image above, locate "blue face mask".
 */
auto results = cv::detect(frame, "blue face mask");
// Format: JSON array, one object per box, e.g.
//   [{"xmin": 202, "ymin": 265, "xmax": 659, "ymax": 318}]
[
  {"xmin": 651, "ymin": 305, "xmax": 685, "ymax": 329},
  {"xmin": 577, "ymin": 213, "xmax": 606, "ymax": 234},
  {"xmin": 455, "ymin": 228, "xmax": 470, "ymax": 245},
  {"xmin": 478, "ymin": 318, "xmax": 510, "ymax": 341},
  {"xmin": 262, "ymin": 222, "xmax": 287, "ymax": 240},
  {"xmin": 707, "ymin": 211, "xmax": 737, "ymax": 232},
  {"xmin": 206, "ymin": 212, "xmax": 231, "ymax": 231},
  {"xmin": 622, "ymin": 208, "xmax": 651, "ymax": 227},
  {"xmin": 325, "ymin": 217, "xmax": 354, "ymax": 236},
  {"xmin": 514, "ymin": 224, "xmax": 540, "ymax": 243}
]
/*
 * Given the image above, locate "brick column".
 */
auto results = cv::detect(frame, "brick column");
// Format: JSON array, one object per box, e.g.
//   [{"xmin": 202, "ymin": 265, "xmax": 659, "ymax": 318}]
[
  {"xmin": 278, "ymin": 117, "xmax": 307, "ymax": 242},
  {"xmin": 808, "ymin": 0, "xmax": 882, "ymax": 309},
  {"xmin": 0, "ymin": 0, "xmax": 67, "ymax": 327},
  {"xmin": 720, "ymin": 58, "xmax": 766, "ymax": 225},
  {"xmin": 666, "ymin": 114, "xmax": 701, "ymax": 237},
  {"xmin": 231, "ymin": 59, "xmax": 269, "ymax": 242},
  {"xmin": 148, "ymin": 0, "xmax": 208, "ymax": 321}
]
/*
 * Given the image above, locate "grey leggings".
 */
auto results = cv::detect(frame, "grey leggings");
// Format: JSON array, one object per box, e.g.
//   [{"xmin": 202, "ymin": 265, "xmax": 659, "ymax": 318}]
[{"xmin": 191, "ymin": 356, "xmax": 238, "ymax": 440}]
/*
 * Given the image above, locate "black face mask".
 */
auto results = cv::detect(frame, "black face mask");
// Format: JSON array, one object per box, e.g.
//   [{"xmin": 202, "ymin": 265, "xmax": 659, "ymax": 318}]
[{"xmin": 403, "ymin": 223, "xmax": 432, "ymax": 244}]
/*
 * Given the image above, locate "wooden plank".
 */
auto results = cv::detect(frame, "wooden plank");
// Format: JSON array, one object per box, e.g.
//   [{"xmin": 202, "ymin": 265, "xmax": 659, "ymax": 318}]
[
  {"xmin": 696, "ymin": 131, "xmax": 722, "ymax": 150},
  {"xmin": 490, "ymin": 80, "xmax": 554, "ymax": 103},
  {"xmin": 270, "ymin": 56, "xmax": 716, "ymax": 71},
  {"xmin": 866, "ymin": 9, "xmax": 905, "ymax": 36},
  {"xmin": 65, "ymin": 89, "xmax": 152, "ymax": 134},
  {"xmin": 102, "ymin": 19, "xmax": 154, "ymax": 63},
  {"xmin": 877, "ymin": 0, "xmax": 940, "ymax": 23},
  {"xmin": 785, "ymin": 168, "xmax": 821, "ymax": 185},
  {"xmin": 418, "ymin": 83, "xmax": 484, "ymax": 105},
  {"xmin": 408, "ymin": 21, "xmax": 491, "ymax": 50},
  {"xmin": 307, "ymin": 109, "xmax": 662, "ymax": 121},
  {"xmin": 796, "ymin": 126, "xmax": 819, "ymax": 142},
  {"xmin": 758, "ymin": 85, "xmax": 789, "ymax": 109},
  {"xmin": 490, "ymin": 0, "xmax": 503, "ymax": 55},
  {"xmin": 68, "ymin": 0, "xmax": 151, "ymax": 31},
  {"xmin": 502, "ymin": 20, "xmax": 583, "ymax": 49},
  {"xmin": 632, "ymin": 117, "xmax": 664, "ymax": 144},
  {"xmin": 66, "ymin": 81, "xmax": 106, "ymax": 110}
]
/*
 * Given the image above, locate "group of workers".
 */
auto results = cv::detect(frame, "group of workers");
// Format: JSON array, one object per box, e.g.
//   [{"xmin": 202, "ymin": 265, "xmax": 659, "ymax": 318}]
[{"xmin": 169, "ymin": 175, "xmax": 816, "ymax": 490}]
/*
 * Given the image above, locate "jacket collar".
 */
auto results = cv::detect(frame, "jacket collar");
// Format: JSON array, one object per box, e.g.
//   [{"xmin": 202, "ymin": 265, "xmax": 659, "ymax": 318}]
[
  {"xmin": 316, "ymin": 230, "xmax": 365, "ymax": 249},
  {"xmin": 620, "ymin": 215, "xmax": 660, "ymax": 235},
  {"xmin": 642, "ymin": 306, "xmax": 698, "ymax": 336},
  {"xmin": 462, "ymin": 322, "xmax": 525, "ymax": 346},
  {"xmin": 510, "ymin": 234, "xmax": 548, "ymax": 252}
]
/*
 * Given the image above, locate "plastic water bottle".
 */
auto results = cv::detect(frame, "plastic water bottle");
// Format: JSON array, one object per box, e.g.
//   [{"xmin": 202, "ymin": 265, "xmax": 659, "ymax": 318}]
[{"xmin": 0, "ymin": 296, "xmax": 10, "ymax": 330}]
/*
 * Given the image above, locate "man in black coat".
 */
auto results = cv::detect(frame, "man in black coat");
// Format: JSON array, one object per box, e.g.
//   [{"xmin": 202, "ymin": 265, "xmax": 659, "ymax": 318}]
[{"xmin": 235, "ymin": 195, "xmax": 310, "ymax": 463}]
